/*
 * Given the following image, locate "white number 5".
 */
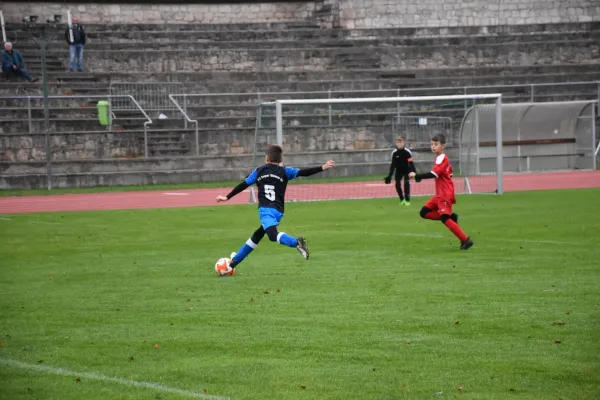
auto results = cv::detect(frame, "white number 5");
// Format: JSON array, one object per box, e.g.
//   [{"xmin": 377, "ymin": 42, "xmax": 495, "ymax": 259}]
[{"xmin": 264, "ymin": 185, "xmax": 276, "ymax": 201}]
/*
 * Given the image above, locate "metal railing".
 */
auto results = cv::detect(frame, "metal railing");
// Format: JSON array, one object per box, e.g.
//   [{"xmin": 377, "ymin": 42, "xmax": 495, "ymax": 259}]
[
  {"xmin": 110, "ymin": 82, "xmax": 185, "ymax": 117},
  {"xmin": 167, "ymin": 80, "xmax": 600, "ymax": 125},
  {"xmin": 0, "ymin": 95, "xmax": 154, "ymax": 157}
]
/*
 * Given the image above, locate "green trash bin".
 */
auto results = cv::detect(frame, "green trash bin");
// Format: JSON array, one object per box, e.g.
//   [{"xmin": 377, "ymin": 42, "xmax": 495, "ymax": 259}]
[{"xmin": 97, "ymin": 100, "xmax": 112, "ymax": 127}]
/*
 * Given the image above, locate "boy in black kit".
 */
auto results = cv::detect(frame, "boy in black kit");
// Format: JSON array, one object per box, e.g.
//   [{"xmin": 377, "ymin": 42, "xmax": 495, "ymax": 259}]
[{"xmin": 384, "ymin": 136, "xmax": 415, "ymax": 206}]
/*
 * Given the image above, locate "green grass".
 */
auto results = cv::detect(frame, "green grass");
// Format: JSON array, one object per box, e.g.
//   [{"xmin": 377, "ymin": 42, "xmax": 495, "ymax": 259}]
[
  {"xmin": 0, "ymin": 174, "xmax": 384, "ymax": 197},
  {"xmin": 1, "ymin": 189, "xmax": 600, "ymax": 400}
]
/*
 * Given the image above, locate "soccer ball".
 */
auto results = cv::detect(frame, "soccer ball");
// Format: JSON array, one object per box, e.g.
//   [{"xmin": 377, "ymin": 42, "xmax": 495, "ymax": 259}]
[{"xmin": 215, "ymin": 258, "xmax": 234, "ymax": 276}]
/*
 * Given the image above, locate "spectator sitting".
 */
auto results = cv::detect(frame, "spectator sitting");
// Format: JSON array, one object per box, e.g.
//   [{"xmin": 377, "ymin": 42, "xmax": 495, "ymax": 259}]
[
  {"xmin": 65, "ymin": 16, "xmax": 86, "ymax": 72},
  {"xmin": 1, "ymin": 42, "xmax": 38, "ymax": 82}
]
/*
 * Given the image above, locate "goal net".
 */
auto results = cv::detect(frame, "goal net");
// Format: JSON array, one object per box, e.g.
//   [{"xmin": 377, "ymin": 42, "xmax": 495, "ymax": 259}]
[{"xmin": 249, "ymin": 94, "xmax": 504, "ymax": 203}]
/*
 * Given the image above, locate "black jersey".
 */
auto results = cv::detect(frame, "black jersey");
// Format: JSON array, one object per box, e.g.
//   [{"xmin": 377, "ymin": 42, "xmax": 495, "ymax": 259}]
[
  {"xmin": 388, "ymin": 148, "xmax": 415, "ymax": 176},
  {"xmin": 245, "ymin": 164, "xmax": 300, "ymax": 213}
]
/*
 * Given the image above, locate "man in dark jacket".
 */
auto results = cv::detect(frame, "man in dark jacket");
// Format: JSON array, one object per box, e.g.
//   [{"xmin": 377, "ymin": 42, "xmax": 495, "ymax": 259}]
[
  {"xmin": 65, "ymin": 16, "xmax": 86, "ymax": 72},
  {"xmin": 1, "ymin": 42, "xmax": 37, "ymax": 82}
]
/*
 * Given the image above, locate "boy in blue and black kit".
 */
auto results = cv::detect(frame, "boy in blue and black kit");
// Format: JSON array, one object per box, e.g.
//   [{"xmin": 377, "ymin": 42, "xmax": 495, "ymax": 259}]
[{"xmin": 216, "ymin": 145, "xmax": 335, "ymax": 269}]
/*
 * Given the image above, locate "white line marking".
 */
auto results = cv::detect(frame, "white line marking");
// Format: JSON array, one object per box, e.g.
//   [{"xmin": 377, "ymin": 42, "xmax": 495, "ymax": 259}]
[
  {"xmin": 162, "ymin": 192, "xmax": 190, "ymax": 196},
  {"xmin": 0, "ymin": 217, "xmax": 13, "ymax": 220},
  {"xmin": 26, "ymin": 220, "xmax": 59, "ymax": 225},
  {"xmin": 364, "ymin": 183, "xmax": 391, "ymax": 187},
  {"xmin": 0, "ymin": 359, "xmax": 230, "ymax": 400}
]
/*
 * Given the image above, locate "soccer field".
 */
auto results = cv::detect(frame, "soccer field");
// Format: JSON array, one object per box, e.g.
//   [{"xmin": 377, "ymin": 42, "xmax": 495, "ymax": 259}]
[{"xmin": 1, "ymin": 189, "xmax": 600, "ymax": 400}]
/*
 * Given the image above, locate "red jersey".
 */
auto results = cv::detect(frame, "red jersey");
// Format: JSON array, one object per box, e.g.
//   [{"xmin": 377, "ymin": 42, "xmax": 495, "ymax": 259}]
[{"xmin": 431, "ymin": 153, "xmax": 456, "ymax": 204}]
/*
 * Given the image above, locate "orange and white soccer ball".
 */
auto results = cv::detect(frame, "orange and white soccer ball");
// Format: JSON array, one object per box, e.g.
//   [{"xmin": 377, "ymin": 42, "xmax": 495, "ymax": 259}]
[{"xmin": 215, "ymin": 258, "xmax": 234, "ymax": 276}]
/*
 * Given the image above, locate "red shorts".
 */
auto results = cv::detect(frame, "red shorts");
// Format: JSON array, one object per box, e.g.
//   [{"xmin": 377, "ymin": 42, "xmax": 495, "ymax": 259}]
[{"xmin": 424, "ymin": 196, "xmax": 453, "ymax": 216}]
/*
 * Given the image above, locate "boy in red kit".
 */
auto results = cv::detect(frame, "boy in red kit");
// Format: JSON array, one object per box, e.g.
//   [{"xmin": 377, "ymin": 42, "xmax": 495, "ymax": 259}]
[{"xmin": 408, "ymin": 134, "xmax": 474, "ymax": 250}]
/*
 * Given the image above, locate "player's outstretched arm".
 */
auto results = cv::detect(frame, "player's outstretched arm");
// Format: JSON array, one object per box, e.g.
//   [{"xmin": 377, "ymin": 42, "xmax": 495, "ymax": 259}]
[
  {"xmin": 292, "ymin": 160, "xmax": 335, "ymax": 178},
  {"xmin": 216, "ymin": 169, "xmax": 258, "ymax": 202},
  {"xmin": 409, "ymin": 171, "xmax": 436, "ymax": 182},
  {"xmin": 216, "ymin": 180, "xmax": 249, "ymax": 202}
]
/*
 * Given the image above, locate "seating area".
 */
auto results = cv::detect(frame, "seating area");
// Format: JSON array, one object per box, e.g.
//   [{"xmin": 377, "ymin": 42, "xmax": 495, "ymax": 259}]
[{"xmin": 1, "ymin": 19, "xmax": 599, "ymax": 188}]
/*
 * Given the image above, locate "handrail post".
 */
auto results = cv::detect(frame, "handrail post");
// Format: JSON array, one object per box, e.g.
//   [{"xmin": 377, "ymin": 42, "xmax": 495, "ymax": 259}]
[
  {"xmin": 27, "ymin": 96, "xmax": 32, "ymax": 133},
  {"xmin": 530, "ymin": 84, "xmax": 534, "ymax": 102},
  {"xmin": 396, "ymin": 89, "xmax": 400, "ymax": 125},
  {"xmin": 328, "ymin": 90, "xmax": 332, "ymax": 126},
  {"xmin": 144, "ymin": 123, "xmax": 149, "ymax": 158},
  {"xmin": 257, "ymin": 92, "xmax": 262, "ymax": 128},
  {"xmin": 183, "ymin": 94, "xmax": 188, "ymax": 129},
  {"xmin": 0, "ymin": 11, "xmax": 6, "ymax": 44}
]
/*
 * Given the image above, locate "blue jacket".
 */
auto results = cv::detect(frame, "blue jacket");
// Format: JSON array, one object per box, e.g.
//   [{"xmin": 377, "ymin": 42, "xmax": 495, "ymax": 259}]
[{"xmin": 1, "ymin": 49, "xmax": 25, "ymax": 73}]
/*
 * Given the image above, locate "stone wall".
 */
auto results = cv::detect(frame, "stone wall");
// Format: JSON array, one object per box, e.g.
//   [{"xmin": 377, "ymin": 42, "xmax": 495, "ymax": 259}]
[
  {"xmin": 1, "ymin": 2, "xmax": 314, "ymax": 24},
  {"xmin": 0, "ymin": 132, "xmax": 144, "ymax": 162},
  {"xmin": 2, "ymin": 0, "xmax": 598, "ymax": 27},
  {"xmin": 339, "ymin": 0, "xmax": 600, "ymax": 29}
]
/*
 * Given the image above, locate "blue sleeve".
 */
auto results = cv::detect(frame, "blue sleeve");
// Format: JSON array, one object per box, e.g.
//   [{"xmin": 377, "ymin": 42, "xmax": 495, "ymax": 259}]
[
  {"xmin": 285, "ymin": 167, "xmax": 300, "ymax": 180},
  {"xmin": 244, "ymin": 169, "xmax": 258, "ymax": 185}
]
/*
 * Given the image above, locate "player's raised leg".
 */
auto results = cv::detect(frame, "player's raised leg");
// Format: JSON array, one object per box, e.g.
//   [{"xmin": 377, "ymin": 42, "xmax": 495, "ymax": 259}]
[
  {"xmin": 229, "ymin": 225, "xmax": 265, "ymax": 269},
  {"xmin": 260, "ymin": 207, "xmax": 309, "ymax": 259},
  {"xmin": 265, "ymin": 226, "xmax": 309, "ymax": 259}
]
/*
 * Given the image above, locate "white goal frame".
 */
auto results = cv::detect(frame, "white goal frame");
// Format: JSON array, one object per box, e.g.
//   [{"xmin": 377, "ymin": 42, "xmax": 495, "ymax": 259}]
[{"xmin": 272, "ymin": 94, "xmax": 504, "ymax": 194}]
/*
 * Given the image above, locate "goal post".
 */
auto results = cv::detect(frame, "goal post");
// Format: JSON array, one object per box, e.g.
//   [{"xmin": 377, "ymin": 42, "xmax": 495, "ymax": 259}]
[{"xmin": 269, "ymin": 94, "xmax": 504, "ymax": 199}]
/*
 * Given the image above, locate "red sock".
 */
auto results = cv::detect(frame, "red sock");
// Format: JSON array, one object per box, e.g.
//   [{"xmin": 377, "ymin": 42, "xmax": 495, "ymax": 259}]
[
  {"xmin": 444, "ymin": 219, "xmax": 468, "ymax": 242},
  {"xmin": 424, "ymin": 211, "xmax": 441, "ymax": 220}
]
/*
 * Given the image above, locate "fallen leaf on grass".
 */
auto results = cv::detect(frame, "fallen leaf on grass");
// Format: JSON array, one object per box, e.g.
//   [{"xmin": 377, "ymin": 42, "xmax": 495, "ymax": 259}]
[
  {"xmin": 128, "ymin": 355, "xmax": 134, "ymax": 361},
  {"xmin": 457, "ymin": 386, "xmax": 463, "ymax": 392},
  {"xmin": 552, "ymin": 321, "xmax": 565, "ymax": 326},
  {"xmin": 276, "ymin": 288, "xmax": 280, "ymax": 292},
  {"xmin": 185, "ymin": 307, "xmax": 193, "ymax": 311},
  {"xmin": 203, "ymin": 388, "xmax": 207, "ymax": 393},
  {"xmin": 455, "ymin": 320, "xmax": 460, "ymax": 325},
  {"xmin": 554, "ymin": 340, "xmax": 561, "ymax": 344},
  {"xmin": 186, "ymin": 299, "xmax": 191, "ymax": 302},
  {"xmin": 50, "ymin": 277, "xmax": 54, "ymax": 281},
  {"xmin": 0, "ymin": 343, "xmax": 3, "ymax": 348},
  {"xmin": 509, "ymin": 388, "xmax": 515, "ymax": 392},
  {"xmin": 300, "ymin": 386, "xmax": 306, "ymax": 390},
  {"xmin": 37, "ymin": 360, "xmax": 43, "ymax": 363},
  {"xmin": 565, "ymin": 312, "xmax": 571, "ymax": 316},
  {"xmin": 153, "ymin": 344, "xmax": 159, "ymax": 349},
  {"xmin": 263, "ymin": 290, "xmax": 270, "ymax": 294},
  {"xmin": 75, "ymin": 377, "xmax": 81, "ymax": 383},
  {"xmin": 250, "ymin": 298, "xmax": 254, "ymax": 302},
  {"xmin": 406, "ymin": 341, "xmax": 412, "ymax": 345}
]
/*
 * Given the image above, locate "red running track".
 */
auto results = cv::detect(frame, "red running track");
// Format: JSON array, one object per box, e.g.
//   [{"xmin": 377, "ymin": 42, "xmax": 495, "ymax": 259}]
[{"xmin": 0, "ymin": 170, "xmax": 599, "ymax": 215}]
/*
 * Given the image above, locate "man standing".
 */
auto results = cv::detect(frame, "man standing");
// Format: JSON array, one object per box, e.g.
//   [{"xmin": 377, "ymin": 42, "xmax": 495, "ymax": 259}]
[
  {"xmin": 65, "ymin": 16, "xmax": 86, "ymax": 72},
  {"xmin": 1, "ymin": 42, "xmax": 37, "ymax": 82}
]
